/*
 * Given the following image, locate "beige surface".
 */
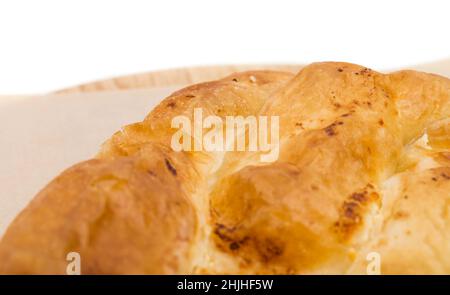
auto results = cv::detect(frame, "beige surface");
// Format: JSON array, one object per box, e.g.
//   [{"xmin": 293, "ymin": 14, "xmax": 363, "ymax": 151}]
[{"xmin": 0, "ymin": 87, "xmax": 179, "ymax": 235}]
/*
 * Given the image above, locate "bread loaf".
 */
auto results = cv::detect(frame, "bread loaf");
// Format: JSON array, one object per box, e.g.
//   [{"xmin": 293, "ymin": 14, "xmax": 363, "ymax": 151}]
[{"xmin": 0, "ymin": 63, "xmax": 448, "ymax": 274}]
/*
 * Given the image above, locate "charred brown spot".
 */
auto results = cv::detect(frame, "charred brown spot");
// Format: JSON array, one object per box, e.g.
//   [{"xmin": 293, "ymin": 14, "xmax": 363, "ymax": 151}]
[
  {"xmin": 394, "ymin": 210, "xmax": 409, "ymax": 219},
  {"xmin": 351, "ymin": 192, "xmax": 367, "ymax": 203},
  {"xmin": 232, "ymin": 78, "xmax": 238, "ymax": 82},
  {"xmin": 337, "ymin": 68, "xmax": 343, "ymax": 72},
  {"xmin": 334, "ymin": 188, "xmax": 379, "ymax": 240},
  {"xmin": 167, "ymin": 101, "xmax": 176, "ymax": 108},
  {"xmin": 214, "ymin": 223, "xmax": 234, "ymax": 242},
  {"xmin": 378, "ymin": 119, "xmax": 384, "ymax": 126},
  {"xmin": 441, "ymin": 173, "xmax": 450, "ymax": 180},
  {"xmin": 185, "ymin": 94, "xmax": 195, "ymax": 98},
  {"xmin": 324, "ymin": 125, "xmax": 336, "ymax": 136},
  {"xmin": 359, "ymin": 68, "xmax": 372, "ymax": 75},
  {"xmin": 334, "ymin": 201, "xmax": 362, "ymax": 238},
  {"xmin": 229, "ymin": 242, "xmax": 240, "ymax": 251},
  {"xmin": 214, "ymin": 224, "xmax": 250, "ymax": 253},
  {"xmin": 343, "ymin": 201, "xmax": 359, "ymax": 219},
  {"xmin": 324, "ymin": 121, "xmax": 343, "ymax": 136},
  {"xmin": 341, "ymin": 113, "xmax": 351, "ymax": 117},
  {"xmin": 256, "ymin": 239, "xmax": 284, "ymax": 263},
  {"xmin": 432, "ymin": 177, "xmax": 438, "ymax": 181},
  {"xmin": 164, "ymin": 158, "xmax": 177, "ymax": 176}
]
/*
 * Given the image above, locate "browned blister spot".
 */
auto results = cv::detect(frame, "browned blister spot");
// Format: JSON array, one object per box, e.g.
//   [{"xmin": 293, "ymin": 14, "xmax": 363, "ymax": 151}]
[
  {"xmin": 164, "ymin": 158, "xmax": 177, "ymax": 176},
  {"xmin": 334, "ymin": 185, "xmax": 380, "ymax": 241},
  {"xmin": 324, "ymin": 121, "xmax": 344, "ymax": 136},
  {"xmin": 213, "ymin": 222, "xmax": 285, "ymax": 264},
  {"xmin": 324, "ymin": 125, "xmax": 336, "ymax": 136},
  {"xmin": 255, "ymin": 239, "xmax": 284, "ymax": 263},
  {"xmin": 394, "ymin": 210, "xmax": 410, "ymax": 219}
]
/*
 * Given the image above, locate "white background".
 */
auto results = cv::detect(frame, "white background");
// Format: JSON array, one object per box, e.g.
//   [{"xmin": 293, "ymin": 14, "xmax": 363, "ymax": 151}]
[{"xmin": 0, "ymin": 0, "xmax": 449, "ymax": 94}]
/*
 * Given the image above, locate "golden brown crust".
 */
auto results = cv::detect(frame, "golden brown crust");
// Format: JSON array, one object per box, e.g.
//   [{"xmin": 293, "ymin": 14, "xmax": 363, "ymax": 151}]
[
  {"xmin": 0, "ymin": 144, "xmax": 198, "ymax": 274},
  {"xmin": 0, "ymin": 63, "xmax": 449, "ymax": 274},
  {"xmin": 98, "ymin": 70, "xmax": 293, "ymax": 159}
]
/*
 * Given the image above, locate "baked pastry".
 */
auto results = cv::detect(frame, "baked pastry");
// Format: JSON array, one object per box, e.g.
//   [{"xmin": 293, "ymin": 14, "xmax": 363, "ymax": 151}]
[{"xmin": 0, "ymin": 62, "xmax": 448, "ymax": 274}]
